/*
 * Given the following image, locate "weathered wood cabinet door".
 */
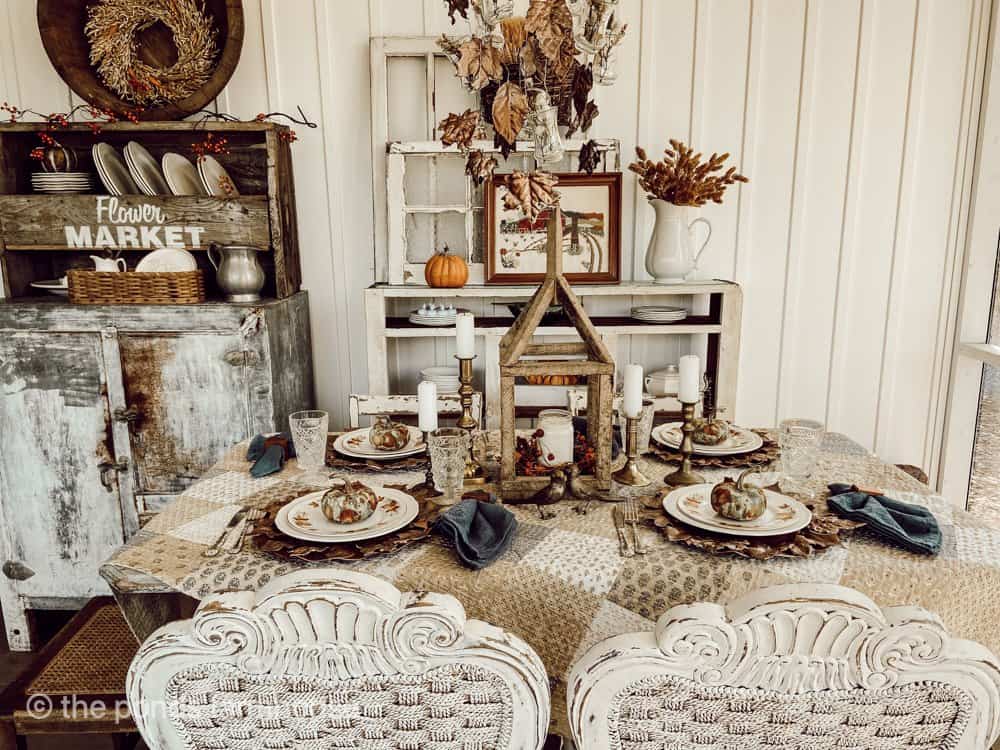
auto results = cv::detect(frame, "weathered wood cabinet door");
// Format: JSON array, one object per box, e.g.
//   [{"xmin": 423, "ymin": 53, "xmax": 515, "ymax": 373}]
[
  {"xmin": 0, "ymin": 333, "xmax": 126, "ymax": 615},
  {"xmin": 119, "ymin": 333, "xmax": 253, "ymax": 501}
]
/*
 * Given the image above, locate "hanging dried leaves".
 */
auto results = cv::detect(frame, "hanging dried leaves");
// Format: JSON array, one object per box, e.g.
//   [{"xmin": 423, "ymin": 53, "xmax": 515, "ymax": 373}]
[
  {"xmin": 440, "ymin": 109, "xmax": 480, "ymax": 150},
  {"xmin": 499, "ymin": 16, "xmax": 528, "ymax": 65},
  {"xmin": 457, "ymin": 37, "xmax": 503, "ymax": 90},
  {"xmin": 445, "ymin": 0, "xmax": 470, "ymax": 23},
  {"xmin": 437, "ymin": 34, "xmax": 463, "ymax": 61},
  {"xmin": 525, "ymin": 0, "xmax": 577, "ymax": 67},
  {"xmin": 567, "ymin": 100, "xmax": 598, "ymax": 137},
  {"xmin": 466, "ymin": 149, "xmax": 498, "ymax": 186},
  {"xmin": 578, "ymin": 139, "xmax": 601, "ymax": 174},
  {"xmin": 493, "ymin": 131, "xmax": 514, "ymax": 160},
  {"xmin": 572, "ymin": 64, "xmax": 593, "ymax": 122},
  {"xmin": 503, "ymin": 170, "xmax": 559, "ymax": 221},
  {"xmin": 491, "ymin": 81, "xmax": 529, "ymax": 146},
  {"xmin": 630, "ymin": 139, "xmax": 749, "ymax": 206}
]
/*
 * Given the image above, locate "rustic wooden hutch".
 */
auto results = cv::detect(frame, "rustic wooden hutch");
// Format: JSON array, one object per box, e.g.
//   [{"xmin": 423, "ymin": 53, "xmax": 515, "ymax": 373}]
[{"xmin": 0, "ymin": 121, "xmax": 313, "ymax": 649}]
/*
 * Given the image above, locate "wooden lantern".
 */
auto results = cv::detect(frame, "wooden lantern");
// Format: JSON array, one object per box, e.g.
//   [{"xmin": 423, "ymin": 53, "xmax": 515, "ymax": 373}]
[{"xmin": 498, "ymin": 207, "xmax": 615, "ymax": 499}]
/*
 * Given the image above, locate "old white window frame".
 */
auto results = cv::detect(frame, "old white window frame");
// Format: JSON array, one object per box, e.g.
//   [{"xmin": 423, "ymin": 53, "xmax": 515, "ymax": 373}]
[{"xmin": 371, "ymin": 36, "xmax": 621, "ymax": 285}]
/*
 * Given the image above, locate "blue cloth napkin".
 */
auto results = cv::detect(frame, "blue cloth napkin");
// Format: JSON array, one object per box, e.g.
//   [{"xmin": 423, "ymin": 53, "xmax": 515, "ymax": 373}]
[
  {"xmin": 246, "ymin": 433, "xmax": 296, "ymax": 478},
  {"xmin": 434, "ymin": 499, "xmax": 518, "ymax": 570},
  {"xmin": 827, "ymin": 483, "xmax": 941, "ymax": 555}
]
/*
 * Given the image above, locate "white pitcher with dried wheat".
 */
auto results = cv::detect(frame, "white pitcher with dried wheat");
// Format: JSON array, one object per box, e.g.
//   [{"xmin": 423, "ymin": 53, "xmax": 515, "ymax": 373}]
[{"xmin": 631, "ymin": 140, "xmax": 747, "ymax": 283}]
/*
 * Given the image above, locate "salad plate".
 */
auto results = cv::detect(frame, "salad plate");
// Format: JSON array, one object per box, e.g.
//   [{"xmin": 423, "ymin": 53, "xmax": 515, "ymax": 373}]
[
  {"xmin": 332, "ymin": 427, "xmax": 425, "ymax": 460},
  {"xmin": 651, "ymin": 422, "xmax": 763, "ymax": 456},
  {"xmin": 275, "ymin": 487, "xmax": 419, "ymax": 543},
  {"xmin": 662, "ymin": 484, "xmax": 811, "ymax": 537}
]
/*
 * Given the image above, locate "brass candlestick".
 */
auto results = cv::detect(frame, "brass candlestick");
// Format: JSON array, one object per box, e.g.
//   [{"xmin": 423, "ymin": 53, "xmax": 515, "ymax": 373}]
[
  {"xmin": 455, "ymin": 354, "xmax": 486, "ymax": 483},
  {"xmin": 664, "ymin": 401, "xmax": 705, "ymax": 487},
  {"xmin": 423, "ymin": 430, "xmax": 435, "ymax": 490},
  {"xmin": 613, "ymin": 413, "xmax": 650, "ymax": 487}
]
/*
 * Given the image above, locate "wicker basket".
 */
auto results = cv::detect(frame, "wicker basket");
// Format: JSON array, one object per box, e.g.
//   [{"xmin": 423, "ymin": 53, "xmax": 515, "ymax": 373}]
[{"xmin": 67, "ymin": 269, "xmax": 206, "ymax": 305}]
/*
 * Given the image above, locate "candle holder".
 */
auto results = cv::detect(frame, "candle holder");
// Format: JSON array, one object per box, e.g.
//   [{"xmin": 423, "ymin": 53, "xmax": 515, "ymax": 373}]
[
  {"xmin": 612, "ymin": 413, "xmax": 650, "ymax": 487},
  {"xmin": 455, "ymin": 354, "xmax": 487, "ymax": 483},
  {"xmin": 664, "ymin": 401, "xmax": 706, "ymax": 487},
  {"xmin": 422, "ymin": 430, "xmax": 435, "ymax": 490}
]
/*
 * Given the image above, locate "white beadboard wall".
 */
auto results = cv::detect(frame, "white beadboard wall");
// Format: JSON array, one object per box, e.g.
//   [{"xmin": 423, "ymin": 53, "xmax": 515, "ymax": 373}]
[{"xmin": 0, "ymin": 0, "xmax": 989, "ymax": 476}]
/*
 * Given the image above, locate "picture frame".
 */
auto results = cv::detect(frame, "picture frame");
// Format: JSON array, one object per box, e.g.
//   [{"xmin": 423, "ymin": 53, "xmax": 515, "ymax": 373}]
[{"xmin": 485, "ymin": 172, "xmax": 622, "ymax": 285}]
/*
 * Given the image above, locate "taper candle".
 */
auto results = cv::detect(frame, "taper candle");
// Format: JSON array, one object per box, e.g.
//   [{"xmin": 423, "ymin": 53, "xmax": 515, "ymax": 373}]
[
  {"xmin": 622, "ymin": 363, "xmax": 643, "ymax": 419},
  {"xmin": 418, "ymin": 380, "xmax": 438, "ymax": 432},
  {"xmin": 455, "ymin": 312, "xmax": 475, "ymax": 359},
  {"xmin": 678, "ymin": 355, "xmax": 701, "ymax": 403}
]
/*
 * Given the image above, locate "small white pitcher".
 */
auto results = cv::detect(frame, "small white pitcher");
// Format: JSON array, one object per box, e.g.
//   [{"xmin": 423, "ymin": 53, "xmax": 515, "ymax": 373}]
[
  {"xmin": 91, "ymin": 255, "xmax": 126, "ymax": 272},
  {"xmin": 644, "ymin": 199, "xmax": 712, "ymax": 283}
]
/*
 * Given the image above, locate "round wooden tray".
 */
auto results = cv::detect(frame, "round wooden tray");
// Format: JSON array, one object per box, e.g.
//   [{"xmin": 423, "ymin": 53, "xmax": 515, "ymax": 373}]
[{"xmin": 37, "ymin": 0, "xmax": 244, "ymax": 121}]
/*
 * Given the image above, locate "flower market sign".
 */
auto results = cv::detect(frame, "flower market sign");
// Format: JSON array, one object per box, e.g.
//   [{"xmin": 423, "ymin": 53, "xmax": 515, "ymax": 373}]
[
  {"xmin": 0, "ymin": 194, "xmax": 270, "ymax": 251},
  {"xmin": 64, "ymin": 197, "xmax": 206, "ymax": 249}
]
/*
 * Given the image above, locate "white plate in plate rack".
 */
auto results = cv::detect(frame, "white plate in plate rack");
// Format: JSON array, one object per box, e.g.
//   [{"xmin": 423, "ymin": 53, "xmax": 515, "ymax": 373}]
[
  {"xmin": 93, "ymin": 143, "xmax": 139, "ymax": 195},
  {"xmin": 651, "ymin": 422, "xmax": 764, "ymax": 456},
  {"xmin": 162, "ymin": 152, "xmax": 207, "ymax": 196},
  {"xmin": 275, "ymin": 486, "xmax": 420, "ymax": 543},
  {"xmin": 124, "ymin": 141, "xmax": 171, "ymax": 196},
  {"xmin": 332, "ymin": 427, "xmax": 426, "ymax": 460},
  {"xmin": 662, "ymin": 484, "xmax": 812, "ymax": 537},
  {"xmin": 198, "ymin": 154, "xmax": 240, "ymax": 197}
]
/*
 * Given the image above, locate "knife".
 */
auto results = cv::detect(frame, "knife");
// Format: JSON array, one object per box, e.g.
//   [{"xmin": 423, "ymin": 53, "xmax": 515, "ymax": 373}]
[
  {"xmin": 203, "ymin": 508, "xmax": 247, "ymax": 557},
  {"xmin": 613, "ymin": 507, "xmax": 633, "ymax": 558}
]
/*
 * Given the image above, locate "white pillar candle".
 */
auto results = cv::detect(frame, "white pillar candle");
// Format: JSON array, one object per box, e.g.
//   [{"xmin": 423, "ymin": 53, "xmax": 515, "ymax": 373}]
[
  {"xmin": 678, "ymin": 354, "xmax": 701, "ymax": 404},
  {"xmin": 622, "ymin": 363, "xmax": 643, "ymax": 419},
  {"xmin": 418, "ymin": 380, "xmax": 438, "ymax": 432},
  {"xmin": 455, "ymin": 312, "xmax": 475, "ymax": 359}
]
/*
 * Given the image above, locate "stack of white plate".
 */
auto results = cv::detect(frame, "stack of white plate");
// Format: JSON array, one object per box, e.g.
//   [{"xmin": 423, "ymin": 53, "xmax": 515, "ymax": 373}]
[
  {"xmin": 631, "ymin": 305, "xmax": 688, "ymax": 323},
  {"xmin": 421, "ymin": 366, "xmax": 461, "ymax": 393},
  {"xmin": 31, "ymin": 172, "xmax": 94, "ymax": 194},
  {"xmin": 408, "ymin": 304, "xmax": 466, "ymax": 327}
]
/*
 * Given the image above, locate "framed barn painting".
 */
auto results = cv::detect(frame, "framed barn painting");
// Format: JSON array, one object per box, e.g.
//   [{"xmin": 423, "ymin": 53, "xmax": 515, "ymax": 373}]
[{"xmin": 485, "ymin": 172, "xmax": 622, "ymax": 284}]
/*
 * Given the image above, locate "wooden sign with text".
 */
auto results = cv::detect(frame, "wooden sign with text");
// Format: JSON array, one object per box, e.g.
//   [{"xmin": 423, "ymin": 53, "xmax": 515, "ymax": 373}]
[{"xmin": 0, "ymin": 194, "xmax": 270, "ymax": 251}]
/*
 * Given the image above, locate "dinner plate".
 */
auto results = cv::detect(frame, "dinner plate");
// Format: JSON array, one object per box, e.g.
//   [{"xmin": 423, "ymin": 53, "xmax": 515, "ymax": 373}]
[
  {"xmin": 93, "ymin": 143, "xmax": 139, "ymax": 195},
  {"xmin": 332, "ymin": 427, "xmax": 426, "ymax": 460},
  {"xmin": 651, "ymin": 422, "xmax": 764, "ymax": 456},
  {"xmin": 197, "ymin": 154, "xmax": 240, "ymax": 197},
  {"xmin": 124, "ymin": 141, "xmax": 171, "ymax": 196},
  {"xmin": 662, "ymin": 484, "xmax": 812, "ymax": 537},
  {"xmin": 162, "ymin": 152, "xmax": 207, "ymax": 196},
  {"xmin": 30, "ymin": 279, "xmax": 68, "ymax": 296},
  {"xmin": 275, "ymin": 486, "xmax": 420, "ymax": 543}
]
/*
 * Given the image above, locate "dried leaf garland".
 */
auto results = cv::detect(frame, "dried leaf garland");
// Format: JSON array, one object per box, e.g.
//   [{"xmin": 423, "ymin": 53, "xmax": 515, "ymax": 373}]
[
  {"xmin": 503, "ymin": 170, "xmax": 559, "ymax": 221},
  {"xmin": 572, "ymin": 64, "xmax": 594, "ymax": 122},
  {"xmin": 525, "ymin": 0, "xmax": 577, "ymax": 64},
  {"xmin": 445, "ymin": 0, "xmax": 470, "ymax": 23},
  {"xmin": 457, "ymin": 37, "xmax": 503, "ymax": 90},
  {"xmin": 439, "ymin": 109, "xmax": 480, "ymax": 150},
  {"xmin": 578, "ymin": 139, "xmax": 601, "ymax": 174},
  {"xmin": 630, "ymin": 139, "xmax": 749, "ymax": 206},
  {"xmin": 499, "ymin": 16, "xmax": 529, "ymax": 65},
  {"xmin": 466, "ymin": 149, "xmax": 498, "ymax": 186},
  {"xmin": 491, "ymin": 82, "xmax": 529, "ymax": 146},
  {"xmin": 494, "ymin": 130, "xmax": 515, "ymax": 159},
  {"xmin": 567, "ymin": 100, "xmax": 598, "ymax": 137}
]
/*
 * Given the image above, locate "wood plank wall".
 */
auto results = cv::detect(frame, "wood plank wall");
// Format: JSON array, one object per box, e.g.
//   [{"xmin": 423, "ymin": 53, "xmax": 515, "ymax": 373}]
[{"xmin": 0, "ymin": 0, "xmax": 989, "ymax": 478}]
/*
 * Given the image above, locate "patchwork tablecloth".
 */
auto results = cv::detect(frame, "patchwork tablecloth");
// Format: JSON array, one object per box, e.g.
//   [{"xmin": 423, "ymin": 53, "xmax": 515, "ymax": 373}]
[{"xmin": 100, "ymin": 432, "xmax": 1000, "ymax": 736}]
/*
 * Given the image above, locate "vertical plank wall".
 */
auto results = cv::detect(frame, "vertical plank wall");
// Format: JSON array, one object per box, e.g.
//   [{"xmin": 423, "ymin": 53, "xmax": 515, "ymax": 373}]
[{"xmin": 0, "ymin": 0, "xmax": 989, "ymax": 480}]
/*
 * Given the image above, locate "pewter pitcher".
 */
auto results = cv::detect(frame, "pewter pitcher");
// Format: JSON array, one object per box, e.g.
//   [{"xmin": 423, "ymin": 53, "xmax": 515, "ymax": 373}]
[{"xmin": 207, "ymin": 243, "xmax": 266, "ymax": 302}]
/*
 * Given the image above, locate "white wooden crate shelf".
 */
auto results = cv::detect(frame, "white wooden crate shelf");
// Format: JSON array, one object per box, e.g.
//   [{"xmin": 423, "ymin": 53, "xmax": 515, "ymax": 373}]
[{"xmin": 365, "ymin": 281, "xmax": 743, "ymax": 429}]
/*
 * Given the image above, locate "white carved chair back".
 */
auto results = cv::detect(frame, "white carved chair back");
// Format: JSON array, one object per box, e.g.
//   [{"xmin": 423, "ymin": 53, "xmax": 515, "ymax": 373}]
[
  {"xmin": 128, "ymin": 569, "xmax": 549, "ymax": 749},
  {"xmin": 568, "ymin": 584, "xmax": 1000, "ymax": 750},
  {"xmin": 348, "ymin": 392, "xmax": 483, "ymax": 429}
]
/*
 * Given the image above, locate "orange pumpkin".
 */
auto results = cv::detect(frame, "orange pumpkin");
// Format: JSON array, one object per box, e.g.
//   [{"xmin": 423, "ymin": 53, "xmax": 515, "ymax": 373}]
[
  {"xmin": 425, "ymin": 246, "xmax": 469, "ymax": 288},
  {"xmin": 524, "ymin": 374, "xmax": 581, "ymax": 386}
]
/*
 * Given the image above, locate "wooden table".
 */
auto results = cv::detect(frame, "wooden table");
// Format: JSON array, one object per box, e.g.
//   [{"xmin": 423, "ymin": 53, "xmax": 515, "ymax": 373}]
[{"xmin": 101, "ymin": 432, "xmax": 1000, "ymax": 736}]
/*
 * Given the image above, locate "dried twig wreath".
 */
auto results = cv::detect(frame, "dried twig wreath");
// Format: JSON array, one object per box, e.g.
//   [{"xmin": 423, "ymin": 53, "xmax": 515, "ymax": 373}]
[{"xmin": 85, "ymin": 0, "xmax": 219, "ymax": 106}]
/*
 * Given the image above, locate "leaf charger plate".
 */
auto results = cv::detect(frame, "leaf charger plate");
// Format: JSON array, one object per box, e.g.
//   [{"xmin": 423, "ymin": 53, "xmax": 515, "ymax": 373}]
[
  {"xmin": 662, "ymin": 484, "xmax": 812, "ymax": 537},
  {"xmin": 651, "ymin": 422, "xmax": 764, "ymax": 456},
  {"xmin": 332, "ymin": 427, "xmax": 426, "ymax": 460},
  {"xmin": 275, "ymin": 486, "xmax": 419, "ymax": 543}
]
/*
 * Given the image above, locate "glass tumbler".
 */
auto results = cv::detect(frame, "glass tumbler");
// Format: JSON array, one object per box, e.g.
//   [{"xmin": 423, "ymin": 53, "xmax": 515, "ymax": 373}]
[
  {"xmin": 429, "ymin": 428, "xmax": 470, "ymax": 506},
  {"xmin": 289, "ymin": 410, "xmax": 329, "ymax": 470},
  {"xmin": 778, "ymin": 418, "xmax": 824, "ymax": 495}
]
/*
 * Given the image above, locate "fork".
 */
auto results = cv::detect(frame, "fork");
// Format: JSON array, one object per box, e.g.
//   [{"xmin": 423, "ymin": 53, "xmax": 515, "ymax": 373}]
[
  {"xmin": 203, "ymin": 508, "xmax": 247, "ymax": 557},
  {"xmin": 613, "ymin": 506, "xmax": 634, "ymax": 558},
  {"xmin": 624, "ymin": 499, "xmax": 647, "ymax": 555},
  {"xmin": 225, "ymin": 509, "xmax": 265, "ymax": 554}
]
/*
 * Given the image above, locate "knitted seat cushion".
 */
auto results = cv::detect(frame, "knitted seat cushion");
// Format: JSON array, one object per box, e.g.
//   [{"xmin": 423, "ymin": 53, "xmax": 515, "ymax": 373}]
[
  {"xmin": 609, "ymin": 675, "xmax": 970, "ymax": 750},
  {"xmin": 164, "ymin": 661, "xmax": 515, "ymax": 749}
]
